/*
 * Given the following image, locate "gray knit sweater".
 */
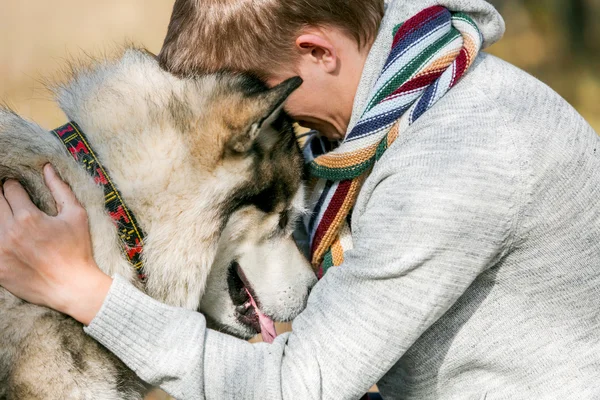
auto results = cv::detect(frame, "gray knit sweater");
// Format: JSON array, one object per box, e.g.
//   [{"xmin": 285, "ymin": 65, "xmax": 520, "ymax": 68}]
[{"xmin": 85, "ymin": 0, "xmax": 600, "ymax": 399}]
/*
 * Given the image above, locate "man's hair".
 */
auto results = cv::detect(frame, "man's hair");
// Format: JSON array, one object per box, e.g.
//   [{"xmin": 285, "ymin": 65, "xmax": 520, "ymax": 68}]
[{"xmin": 158, "ymin": 0, "xmax": 384, "ymax": 78}]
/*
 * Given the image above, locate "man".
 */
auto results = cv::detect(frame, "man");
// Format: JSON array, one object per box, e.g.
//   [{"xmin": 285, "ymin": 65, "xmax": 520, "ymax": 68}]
[{"xmin": 1, "ymin": 0, "xmax": 600, "ymax": 398}]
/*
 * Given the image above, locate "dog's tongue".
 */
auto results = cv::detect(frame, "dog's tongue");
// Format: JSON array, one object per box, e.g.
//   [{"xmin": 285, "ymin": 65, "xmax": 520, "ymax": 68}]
[{"xmin": 245, "ymin": 288, "xmax": 277, "ymax": 343}]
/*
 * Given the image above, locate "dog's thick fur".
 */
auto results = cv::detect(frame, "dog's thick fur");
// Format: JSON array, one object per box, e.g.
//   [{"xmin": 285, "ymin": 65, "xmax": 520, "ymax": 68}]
[{"xmin": 0, "ymin": 49, "xmax": 316, "ymax": 399}]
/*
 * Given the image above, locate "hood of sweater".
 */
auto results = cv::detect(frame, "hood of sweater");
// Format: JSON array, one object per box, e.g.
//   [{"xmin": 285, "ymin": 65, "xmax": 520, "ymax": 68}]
[{"xmin": 348, "ymin": 0, "xmax": 505, "ymax": 132}]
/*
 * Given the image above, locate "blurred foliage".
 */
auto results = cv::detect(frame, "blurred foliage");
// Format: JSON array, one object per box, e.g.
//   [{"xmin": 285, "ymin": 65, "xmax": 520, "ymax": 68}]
[{"xmin": 488, "ymin": 0, "xmax": 600, "ymax": 130}]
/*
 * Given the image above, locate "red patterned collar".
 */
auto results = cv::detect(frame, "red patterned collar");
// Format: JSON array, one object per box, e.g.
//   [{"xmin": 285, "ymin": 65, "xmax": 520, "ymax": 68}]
[{"xmin": 51, "ymin": 122, "xmax": 147, "ymax": 282}]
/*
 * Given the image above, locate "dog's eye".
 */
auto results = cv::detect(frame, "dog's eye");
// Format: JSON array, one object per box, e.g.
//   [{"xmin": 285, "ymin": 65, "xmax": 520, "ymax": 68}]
[{"xmin": 278, "ymin": 212, "xmax": 289, "ymax": 230}]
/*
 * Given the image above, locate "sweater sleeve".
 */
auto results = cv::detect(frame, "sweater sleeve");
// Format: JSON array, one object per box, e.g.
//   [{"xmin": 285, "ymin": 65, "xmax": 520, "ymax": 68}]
[{"xmin": 84, "ymin": 134, "xmax": 519, "ymax": 400}]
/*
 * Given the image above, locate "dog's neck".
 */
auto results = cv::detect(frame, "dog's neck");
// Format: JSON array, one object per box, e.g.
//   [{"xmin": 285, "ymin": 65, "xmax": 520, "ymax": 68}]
[{"xmin": 53, "ymin": 51, "xmax": 234, "ymax": 308}]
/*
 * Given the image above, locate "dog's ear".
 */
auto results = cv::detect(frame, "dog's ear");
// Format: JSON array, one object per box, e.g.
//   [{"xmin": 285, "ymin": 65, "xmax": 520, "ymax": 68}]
[{"xmin": 229, "ymin": 77, "xmax": 303, "ymax": 153}]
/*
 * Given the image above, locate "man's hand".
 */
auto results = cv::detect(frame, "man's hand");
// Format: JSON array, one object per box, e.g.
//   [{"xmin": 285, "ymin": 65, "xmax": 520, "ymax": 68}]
[{"xmin": 0, "ymin": 164, "xmax": 112, "ymax": 325}]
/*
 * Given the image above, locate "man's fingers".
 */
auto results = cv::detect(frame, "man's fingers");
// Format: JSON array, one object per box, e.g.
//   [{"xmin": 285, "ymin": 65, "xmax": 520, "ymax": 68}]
[
  {"xmin": 3, "ymin": 180, "xmax": 39, "ymax": 218},
  {"xmin": 0, "ymin": 184, "xmax": 13, "ymax": 222},
  {"xmin": 43, "ymin": 164, "xmax": 80, "ymax": 214}
]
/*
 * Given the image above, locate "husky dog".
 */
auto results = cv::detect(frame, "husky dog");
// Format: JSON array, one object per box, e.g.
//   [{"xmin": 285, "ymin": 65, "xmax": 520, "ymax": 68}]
[{"xmin": 0, "ymin": 48, "xmax": 316, "ymax": 399}]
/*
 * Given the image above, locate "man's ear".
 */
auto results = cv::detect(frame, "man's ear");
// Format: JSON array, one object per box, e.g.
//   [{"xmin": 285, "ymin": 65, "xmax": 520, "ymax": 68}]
[
  {"xmin": 295, "ymin": 33, "xmax": 338, "ymax": 73},
  {"xmin": 229, "ymin": 77, "xmax": 303, "ymax": 153}
]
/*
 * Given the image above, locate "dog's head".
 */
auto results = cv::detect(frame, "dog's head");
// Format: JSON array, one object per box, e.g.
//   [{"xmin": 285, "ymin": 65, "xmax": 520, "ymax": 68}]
[
  {"xmin": 194, "ymin": 75, "xmax": 317, "ymax": 339},
  {"xmin": 56, "ymin": 49, "xmax": 317, "ymax": 339},
  {"xmin": 150, "ymin": 64, "xmax": 317, "ymax": 338}
]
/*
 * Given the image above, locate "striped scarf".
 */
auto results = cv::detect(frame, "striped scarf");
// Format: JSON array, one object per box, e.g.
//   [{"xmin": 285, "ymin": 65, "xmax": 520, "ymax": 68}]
[{"xmin": 305, "ymin": 6, "xmax": 483, "ymax": 277}]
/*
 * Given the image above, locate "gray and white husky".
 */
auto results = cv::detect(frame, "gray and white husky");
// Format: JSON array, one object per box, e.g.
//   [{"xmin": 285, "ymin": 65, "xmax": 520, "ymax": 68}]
[{"xmin": 0, "ymin": 48, "xmax": 316, "ymax": 399}]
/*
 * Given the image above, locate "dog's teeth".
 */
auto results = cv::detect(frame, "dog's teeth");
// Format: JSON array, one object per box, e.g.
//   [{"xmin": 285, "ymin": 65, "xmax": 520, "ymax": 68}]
[{"xmin": 236, "ymin": 303, "xmax": 253, "ymax": 314}]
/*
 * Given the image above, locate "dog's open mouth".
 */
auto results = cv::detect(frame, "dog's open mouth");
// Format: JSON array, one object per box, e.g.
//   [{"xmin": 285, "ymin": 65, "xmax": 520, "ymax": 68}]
[{"xmin": 227, "ymin": 261, "xmax": 277, "ymax": 343}]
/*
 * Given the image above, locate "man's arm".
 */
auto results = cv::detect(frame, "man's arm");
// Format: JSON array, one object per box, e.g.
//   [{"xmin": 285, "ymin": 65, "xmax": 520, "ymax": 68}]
[{"xmin": 84, "ymin": 136, "xmax": 519, "ymax": 399}]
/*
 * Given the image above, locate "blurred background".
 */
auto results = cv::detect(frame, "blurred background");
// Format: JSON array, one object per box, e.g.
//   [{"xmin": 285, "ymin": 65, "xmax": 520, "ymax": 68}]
[
  {"xmin": 491, "ymin": 0, "xmax": 600, "ymax": 129},
  {"xmin": 0, "ymin": 1, "xmax": 598, "ymax": 399},
  {"xmin": 1, "ymin": 0, "xmax": 598, "ymax": 131}
]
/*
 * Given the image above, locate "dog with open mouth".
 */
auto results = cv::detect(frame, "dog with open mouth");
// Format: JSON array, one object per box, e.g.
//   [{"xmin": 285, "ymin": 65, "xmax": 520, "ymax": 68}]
[{"xmin": 0, "ymin": 48, "xmax": 317, "ymax": 399}]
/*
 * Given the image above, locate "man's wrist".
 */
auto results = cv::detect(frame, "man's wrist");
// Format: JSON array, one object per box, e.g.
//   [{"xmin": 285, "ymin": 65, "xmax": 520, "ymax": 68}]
[{"xmin": 62, "ymin": 266, "xmax": 113, "ymax": 326}]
